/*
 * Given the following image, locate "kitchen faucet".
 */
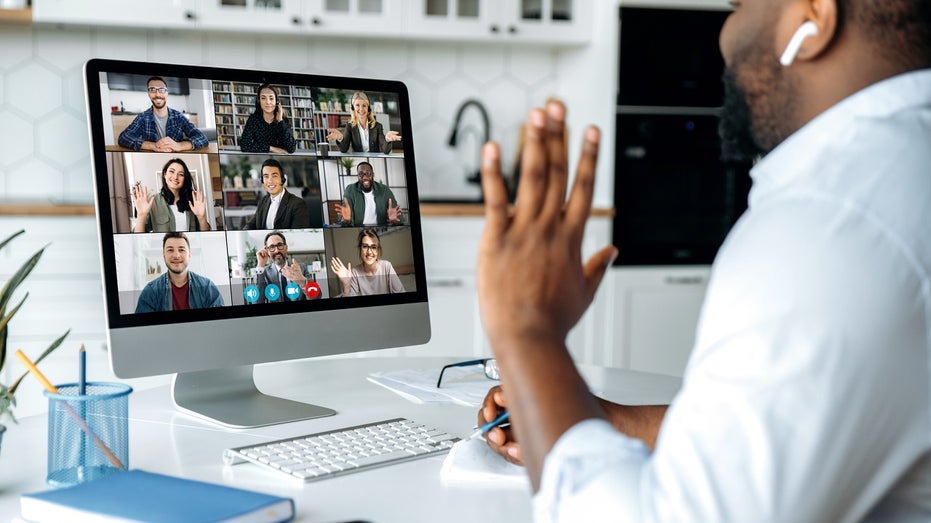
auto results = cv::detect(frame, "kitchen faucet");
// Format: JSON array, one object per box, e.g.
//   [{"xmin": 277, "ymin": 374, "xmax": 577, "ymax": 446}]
[{"xmin": 447, "ymin": 98, "xmax": 490, "ymax": 188}]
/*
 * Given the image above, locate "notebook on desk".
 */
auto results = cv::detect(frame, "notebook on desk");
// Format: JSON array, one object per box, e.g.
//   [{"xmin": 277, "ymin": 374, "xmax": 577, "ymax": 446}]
[{"xmin": 20, "ymin": 469, "xmax": 294, "ymax": 523}]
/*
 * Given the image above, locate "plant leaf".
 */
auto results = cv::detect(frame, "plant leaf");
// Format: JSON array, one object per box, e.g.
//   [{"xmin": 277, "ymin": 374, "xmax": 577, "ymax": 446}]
[
  {"xmin": 7, "ymin": 329, "xmax": 71, "ymax": 397},
  {"xmin": 0, "ymin": 246, "xmax": 45, "ymax": 314},
  {"xmin": 0, "ymin": 230, "xmax": 25, "ymax": 252},
  {"xmin": 0, "ymin": 293, "xmax": 28, "ymax": 371}
]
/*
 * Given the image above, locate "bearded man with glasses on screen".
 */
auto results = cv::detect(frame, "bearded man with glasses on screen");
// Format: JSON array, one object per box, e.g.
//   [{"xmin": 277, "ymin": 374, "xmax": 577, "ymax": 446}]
[{"xmin": 117, "ymin": 76, "xmax": 208, "ymax": 152}]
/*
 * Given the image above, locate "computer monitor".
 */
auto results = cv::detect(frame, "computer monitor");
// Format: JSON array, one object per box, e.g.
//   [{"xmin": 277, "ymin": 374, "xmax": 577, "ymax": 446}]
[{"xmin": 83, "ymin": 59, "xmax": 430, "ymax": 428}]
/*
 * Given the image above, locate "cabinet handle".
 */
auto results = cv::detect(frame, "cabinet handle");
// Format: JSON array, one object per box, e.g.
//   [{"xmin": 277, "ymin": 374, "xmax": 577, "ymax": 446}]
[
  {"xmin": 664, "ymin": 276, "xmax": 705, "ymax": 285},
  {"xmin": 291, "ymin": 16, "xmax": 301, "ymax": 25},
  {"xmin": 184, "ymin": 10, "xmax": 196, "ymax": 21},
  {"xmin": 428, "ymin": 278, "xmax": 465, "ymax": 288},
  {"xmin": 489, "ymin": 24, "xmax": 500, "ymax": 34},
  {"xmin": 311, "ymin": 17, "xmax": 322, "ymax": 26},
  {"xmin": 507, "ymin": 25, "xmax": 518, "ymax": 34}
]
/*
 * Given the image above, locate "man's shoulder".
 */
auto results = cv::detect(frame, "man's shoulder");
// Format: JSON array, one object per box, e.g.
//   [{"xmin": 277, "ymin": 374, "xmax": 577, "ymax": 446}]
[{"xmin": 189, "ymin": 271, "xmax": 221, "ymax": 290}]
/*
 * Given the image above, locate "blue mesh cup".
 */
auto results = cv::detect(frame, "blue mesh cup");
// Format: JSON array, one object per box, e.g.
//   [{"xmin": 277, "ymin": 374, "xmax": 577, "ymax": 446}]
[{"xmin": 44, "ymin": 382, "xmax": 132, "ymax": 488}]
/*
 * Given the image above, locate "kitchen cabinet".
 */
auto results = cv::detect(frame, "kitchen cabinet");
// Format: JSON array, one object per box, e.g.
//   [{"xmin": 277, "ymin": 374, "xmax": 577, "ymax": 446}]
[
  {"xmin": 31, "ymin": 0, "xmax": 586, "ymax": 45},
  {"xmin": 610, "ymin": 266, "xmax": 708, "ymax": 376},
  {"xmin": 407, "ymin": 0, "xmax": 590, "ymax": 44},
  {"xmin": 32, "ymin": 0, "xmax": 198, "ymax": 29},
  {"xmin": 197, "ymin": 0, "xmax": 403, "ymax": 36}
]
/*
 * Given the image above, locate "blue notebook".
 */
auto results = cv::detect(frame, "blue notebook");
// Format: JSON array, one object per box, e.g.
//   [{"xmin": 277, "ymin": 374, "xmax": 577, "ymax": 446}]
[{"xmin": 20, "ymin": 469, "xmax": 294, "ymax": 523}]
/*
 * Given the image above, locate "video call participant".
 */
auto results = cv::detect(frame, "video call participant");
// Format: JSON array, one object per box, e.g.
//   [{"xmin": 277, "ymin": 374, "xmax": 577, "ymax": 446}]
[
  {"xmin": 239, "ymin": 83, "xmax": 296, "ymax": 154},
  {"xmin": 135, "ymin": 232, "xmax": 224, "ymax": 313},
  {"xmin": 118, "ymin": 76, "xmax": 208, "ymax": 152},
  {"xmin": 132, "ymin": 157, "xmax": 210, "ymax": 233},
  {"xmin": 335, "ymin": 161, "xmax": 403, "ymax": 226},
  {"xmin": 329, "ymin": 228, "xmax": 404, "ymax": 296},
  {"xmin": 326, "ymin": 91, "xmax": 401, "ymax": 154},
  {"xmin": 254, "ymin": 231, "xmax": 316, "ymax": 303},
  {"xmin": 242, "ymin": 158, "xmax": 310, "ymax": 230}
]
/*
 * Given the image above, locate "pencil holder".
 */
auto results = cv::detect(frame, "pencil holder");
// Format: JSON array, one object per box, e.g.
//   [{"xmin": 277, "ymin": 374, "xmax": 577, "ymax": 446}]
[{"xmin": 44, "ymin": 382, "xmax": 132, "ymax": 488}]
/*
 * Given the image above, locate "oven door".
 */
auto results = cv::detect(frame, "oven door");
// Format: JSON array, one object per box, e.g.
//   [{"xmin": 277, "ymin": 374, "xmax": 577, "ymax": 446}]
[{"xmin": 612, "ymin": 112, "xmax": 752, "ymax": 266}]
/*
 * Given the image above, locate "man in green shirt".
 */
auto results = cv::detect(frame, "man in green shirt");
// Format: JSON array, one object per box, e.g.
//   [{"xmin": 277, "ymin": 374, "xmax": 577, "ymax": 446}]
[{"xmin": 335, "ymin": 161, "xmax": 403, "ymax": 226}]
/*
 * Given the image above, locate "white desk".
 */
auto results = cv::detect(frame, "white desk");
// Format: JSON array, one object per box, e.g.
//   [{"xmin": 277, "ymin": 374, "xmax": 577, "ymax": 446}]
[{"xmin": 0, "ymin": 357, "xmax": 681, "ymax": 522}]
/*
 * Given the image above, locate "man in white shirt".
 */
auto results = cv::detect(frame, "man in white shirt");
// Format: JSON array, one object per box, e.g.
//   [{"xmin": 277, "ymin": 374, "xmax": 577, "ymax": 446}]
[{"xmin": 476, "ymin": 1, "xmax": 931, "ymax": 521}]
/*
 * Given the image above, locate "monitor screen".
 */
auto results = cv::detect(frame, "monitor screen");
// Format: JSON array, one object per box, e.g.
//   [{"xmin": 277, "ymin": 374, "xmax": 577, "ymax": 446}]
[{"xmin": 84, "ymin": 59, "xmax": 430, "ymax": 428}]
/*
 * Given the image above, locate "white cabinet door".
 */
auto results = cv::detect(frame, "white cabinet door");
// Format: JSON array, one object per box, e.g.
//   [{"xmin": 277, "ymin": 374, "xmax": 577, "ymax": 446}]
[
  {"xmin": 302, "ymin": 0, "xmax": 404, "ymax": 37},
  {"xmin": 611, "ymin": 267, "xmax": 709, "ymax": 377},
  {"xmin": 33, "ymin": 0, "xmax": 199, "ymax": 29},
  {"xmin": 405, "ymin": 0, "xmax": 495, "ymax": 41},
  {"xmin": 196, "ymin": 0, "xmax": 303, "ymax": 33},
  {"xmin": 493, "ymin": 0, "xmax": 590, "ymax": 44},
  {"xmin": 406, "ymin": 0, "xmax": 589, "ymax": 44}
]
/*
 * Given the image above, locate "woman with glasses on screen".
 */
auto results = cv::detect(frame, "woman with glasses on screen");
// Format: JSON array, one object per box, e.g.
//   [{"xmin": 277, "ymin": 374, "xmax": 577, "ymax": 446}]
[
  {"xmin": 131, "ymin": 157, "xmax": 210, "ymax": 232},
  {"xmin": 239, "ymin": 83, "xmax": 296, "ymax": 154},
  {"xmin": 329, "ymin": 228, "xmax": 405, "ymax": 296},
  {"xmin": 325, "ymin": 91, "xmax": 401, "ymax": 154}
]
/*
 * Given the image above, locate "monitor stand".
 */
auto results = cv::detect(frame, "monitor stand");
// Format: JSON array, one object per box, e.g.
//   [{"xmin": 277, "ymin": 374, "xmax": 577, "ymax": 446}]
[{"xmin": 171, "ymin": 365, "xmax": 335, "ymax": 429}]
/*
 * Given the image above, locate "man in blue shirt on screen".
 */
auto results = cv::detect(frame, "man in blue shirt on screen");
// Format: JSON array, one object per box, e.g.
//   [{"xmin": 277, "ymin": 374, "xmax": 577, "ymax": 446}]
[
  {"xmin": 117, "ymin": 76, "xmax": 208, "ymax": 152},
  {"xmin": 135, "ymin": 232, "xmax": 224, "ymax": 313}
]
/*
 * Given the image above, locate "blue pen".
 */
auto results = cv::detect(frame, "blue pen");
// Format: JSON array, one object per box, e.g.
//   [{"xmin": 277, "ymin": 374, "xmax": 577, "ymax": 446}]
[
  {"xmin": 78, "ymin": 344, "xmax": 86, "ymax": 396},
  {"xmin": 470, "ymin": 410, "xmax": 510, "ymax": 439}
]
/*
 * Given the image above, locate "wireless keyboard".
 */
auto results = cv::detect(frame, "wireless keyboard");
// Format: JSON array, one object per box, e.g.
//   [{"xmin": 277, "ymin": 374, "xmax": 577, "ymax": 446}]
[{"xmin": 223, "ymin": 418, "xmax": 461, "ymax": 482}]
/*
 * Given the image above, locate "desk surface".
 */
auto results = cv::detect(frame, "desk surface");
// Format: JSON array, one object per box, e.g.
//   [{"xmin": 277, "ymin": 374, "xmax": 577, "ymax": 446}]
[{"xmin": 0, "ymin": 356, "xmax": 681, "ymax": 522}]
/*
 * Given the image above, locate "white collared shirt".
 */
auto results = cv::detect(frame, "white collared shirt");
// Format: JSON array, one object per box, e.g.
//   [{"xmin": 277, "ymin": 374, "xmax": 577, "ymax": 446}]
[
  {"xmin": 358, "ymin": 122, "xmax": 369, "ymax": 153},
  {"xmin": 534, "ymin": 69, "xmax": 931, "ymax": 522},
  {"xmin": 265, "ymin": 191, "xmax": 284, "ymax": 230}
]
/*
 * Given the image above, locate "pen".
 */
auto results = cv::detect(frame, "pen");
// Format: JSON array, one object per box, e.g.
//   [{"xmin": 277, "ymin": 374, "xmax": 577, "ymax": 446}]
[
  {"xmin": 470, "ymin": 410, "xmax": 510, "ymax": 439},
  {"xmin": 78, "ymin": 344, "xmax": 86, "ymax": 396},
  {"xmin": 15, "ymin": 349, "xmax": 125, "ymax": 470}
]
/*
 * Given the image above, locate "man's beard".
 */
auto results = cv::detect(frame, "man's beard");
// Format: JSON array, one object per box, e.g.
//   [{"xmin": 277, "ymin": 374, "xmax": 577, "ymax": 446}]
[
  {"xmin": 718, "ymin": 50, "xmax": 796, "ymax": 163},
  {"xmin": 719, "ymin": 68, "xmax": 763, "ymax": 163}
]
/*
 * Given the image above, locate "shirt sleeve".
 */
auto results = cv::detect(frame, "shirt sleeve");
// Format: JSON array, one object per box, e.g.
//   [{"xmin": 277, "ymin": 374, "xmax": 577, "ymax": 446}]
[
  {"xmin": 276, "ymin": 118, "xmax": 296, "ymax": 153},
  {"xmin": 118, "ymin": 115, "xmax": 145, "ymax": 150},
  {"xmin": 534, "ymin": 419, "xmax": 651, "ymax": 523},
  {"xmin": 239, "ymin": 115, "xmax": 264, "ymax": 153}
]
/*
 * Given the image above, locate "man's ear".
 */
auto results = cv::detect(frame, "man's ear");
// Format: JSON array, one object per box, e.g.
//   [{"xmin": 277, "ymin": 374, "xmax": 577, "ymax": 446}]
[{"xmin": 778, "ymin": 0, "xmax": 838, "ymax": 65}]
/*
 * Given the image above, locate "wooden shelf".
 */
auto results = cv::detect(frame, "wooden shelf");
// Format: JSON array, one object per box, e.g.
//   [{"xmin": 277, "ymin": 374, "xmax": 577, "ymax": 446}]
[
  {"xmin": 0, "ymin": 8, "xmax": 31, "ymax": 25},
  {"xmin": 0, "ymin": 203, "xmax": 95, "ymax": 216}
]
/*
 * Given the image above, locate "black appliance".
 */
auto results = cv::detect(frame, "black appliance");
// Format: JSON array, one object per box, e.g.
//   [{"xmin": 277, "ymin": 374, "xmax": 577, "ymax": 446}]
[{"xmin": 613, "ymin": 7, "xmax": 752, "ymax": 266}]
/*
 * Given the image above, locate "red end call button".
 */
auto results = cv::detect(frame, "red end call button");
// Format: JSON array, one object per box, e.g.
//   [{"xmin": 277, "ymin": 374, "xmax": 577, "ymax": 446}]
[{"xmin": 305, "ymin": 281, "xmax": 321, "ymax": 299}]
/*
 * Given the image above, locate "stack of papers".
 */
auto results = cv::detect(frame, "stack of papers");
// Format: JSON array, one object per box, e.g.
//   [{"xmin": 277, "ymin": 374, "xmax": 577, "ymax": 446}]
[{"xmin": 367, "ymin": 367, "xmax": 496, "ymax": 407}]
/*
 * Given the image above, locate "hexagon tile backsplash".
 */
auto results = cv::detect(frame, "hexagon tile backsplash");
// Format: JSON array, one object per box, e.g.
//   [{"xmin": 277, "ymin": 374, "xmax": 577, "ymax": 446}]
[{"xmin": 0, "ymin": 25, "xmax": 559, "ymax": 203}]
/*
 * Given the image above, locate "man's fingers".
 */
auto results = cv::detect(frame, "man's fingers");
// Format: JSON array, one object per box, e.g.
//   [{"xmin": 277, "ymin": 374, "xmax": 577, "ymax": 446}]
[
  {"xmin": 565, "ymin": 125, "xmax": 600, "ymax": 234},
  {"xmin": 541, "ymin": 100, "xmax": 569, "ymax": 219},
  {"xmin": 513, "ymin": 109, "xmax": 548, "ymax": 226},
  {"xmin": 481, "ymin": 142, "xmax": 509, "ymax": 236}
]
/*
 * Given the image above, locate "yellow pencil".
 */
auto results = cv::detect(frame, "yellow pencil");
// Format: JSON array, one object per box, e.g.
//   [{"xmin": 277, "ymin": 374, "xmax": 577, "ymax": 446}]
[{"xmin": 14, "ymin": 349, "xmax": 125, "ymax": 470}]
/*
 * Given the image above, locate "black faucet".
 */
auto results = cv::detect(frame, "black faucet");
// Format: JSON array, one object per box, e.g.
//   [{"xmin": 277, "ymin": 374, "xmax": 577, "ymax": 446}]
[{"xmin": 447, "ymin": 99, "xmax": 490, "ymax": 187}]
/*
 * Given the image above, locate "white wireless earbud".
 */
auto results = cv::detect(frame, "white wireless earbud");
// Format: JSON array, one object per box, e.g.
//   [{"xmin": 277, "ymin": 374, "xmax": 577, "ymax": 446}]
[{"xmin": 779, "ymin": 21, "xmax": 819, "ymax": 66}]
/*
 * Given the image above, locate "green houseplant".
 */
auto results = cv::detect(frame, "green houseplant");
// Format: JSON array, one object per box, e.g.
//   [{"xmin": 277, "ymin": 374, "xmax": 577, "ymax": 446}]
[
  {"xmin": 339, "ymin": 157, "xmax": 356, "ymax": 177},
  {"xmin": 0, "ymin": 230, "xmax": 70, "ymax": 435}
]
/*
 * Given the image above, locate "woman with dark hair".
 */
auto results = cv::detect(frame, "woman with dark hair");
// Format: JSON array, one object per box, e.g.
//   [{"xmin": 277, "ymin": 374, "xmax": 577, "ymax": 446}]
[
  {"xmin": 329, "ymin": 228, "xmax": 405, "ymax": 296},
  {"xmin": 239, "ymin": 83, "xmax": 296, "ymax": 154},
  {"xmin": 131, "ymin": 157, "xmax": 210, "ymax": 232},
  {"xmin": 326, "ymin": 91, "xmax": 401, "ymax": 154}
]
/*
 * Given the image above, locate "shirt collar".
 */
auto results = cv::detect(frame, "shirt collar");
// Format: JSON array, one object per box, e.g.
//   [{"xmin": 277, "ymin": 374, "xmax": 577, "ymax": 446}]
[{"xmin": 750, "ymin": 69, "xmax": 931, "ymax": 198}]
